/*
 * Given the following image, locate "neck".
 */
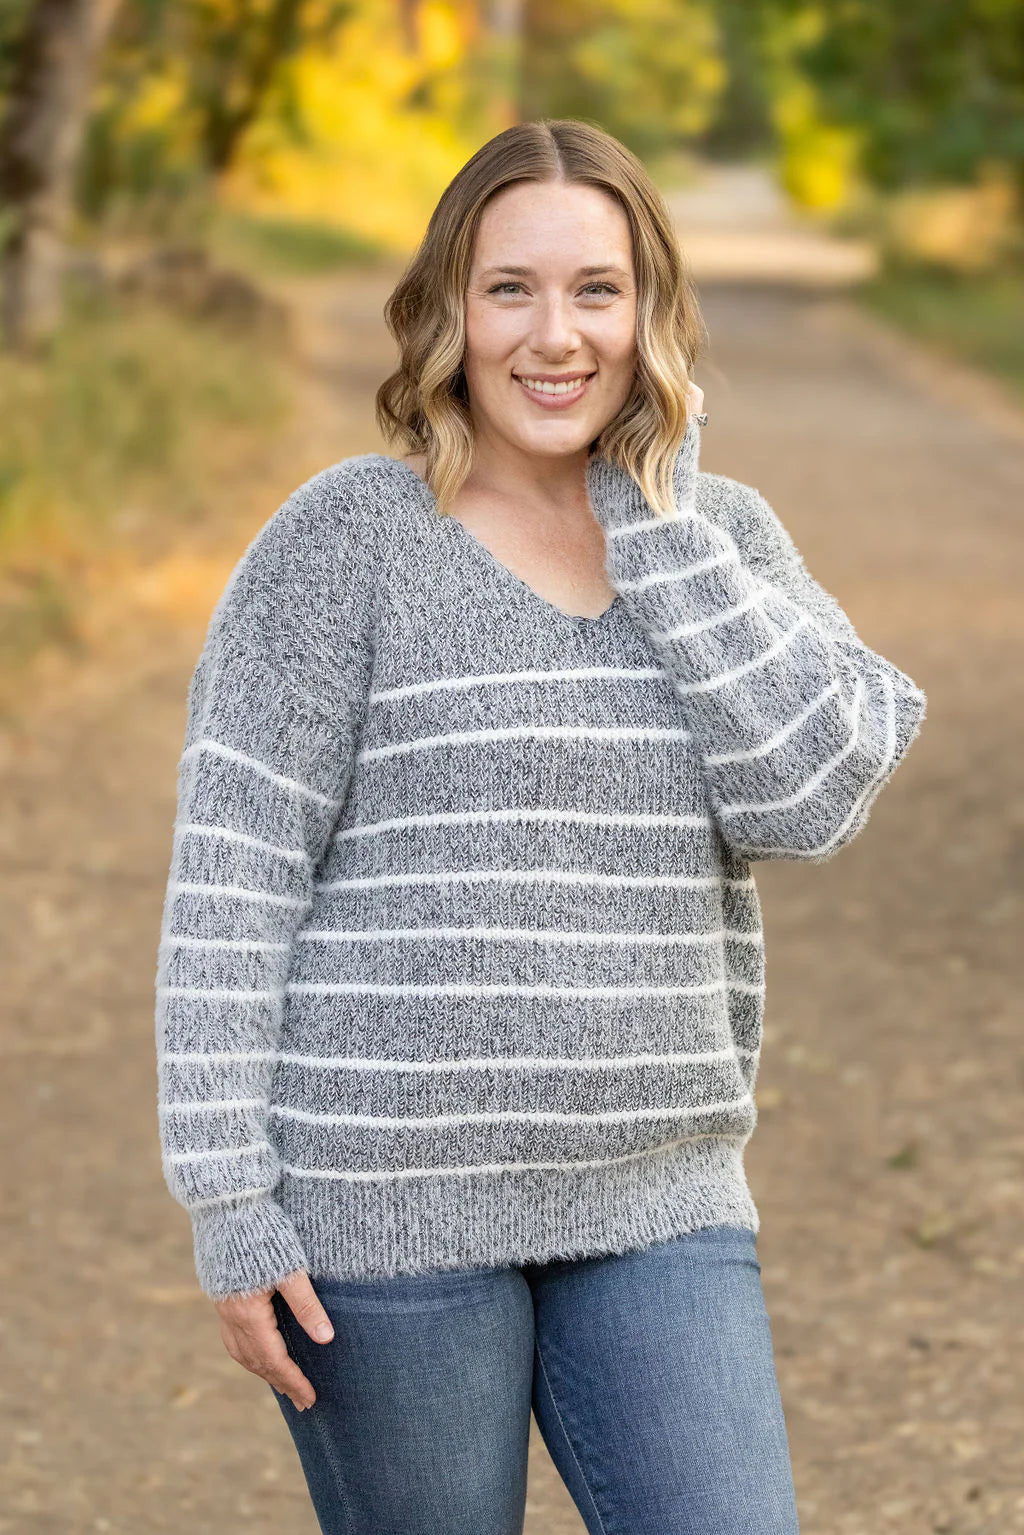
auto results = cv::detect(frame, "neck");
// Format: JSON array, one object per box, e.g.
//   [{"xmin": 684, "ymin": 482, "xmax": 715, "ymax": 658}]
[{"xmin": 462, "ymin": 432, "xmax": 594, "ymax": 521}]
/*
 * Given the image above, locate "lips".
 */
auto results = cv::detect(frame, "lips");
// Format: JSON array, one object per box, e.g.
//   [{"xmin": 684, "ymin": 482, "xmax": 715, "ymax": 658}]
[
  {"xmin": 513, "ymin": 372, "xmax": 594, "ymax": 394},
  {"xmin": 513, "ymin": 372, "xmax": 595, "ymax": 407}
]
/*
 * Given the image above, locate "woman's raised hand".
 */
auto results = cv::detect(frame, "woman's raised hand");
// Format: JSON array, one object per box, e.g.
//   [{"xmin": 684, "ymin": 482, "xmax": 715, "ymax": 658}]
[{"xmin": 215, "ymin": 1268, "xmax": 335, "ymax": 1412}]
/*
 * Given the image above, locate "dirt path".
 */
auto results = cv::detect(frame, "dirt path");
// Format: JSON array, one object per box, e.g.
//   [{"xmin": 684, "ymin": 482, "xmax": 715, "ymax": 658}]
[{"xmin": 2, "ymin": 197, "xmax": 1022, "ymax": 1533}]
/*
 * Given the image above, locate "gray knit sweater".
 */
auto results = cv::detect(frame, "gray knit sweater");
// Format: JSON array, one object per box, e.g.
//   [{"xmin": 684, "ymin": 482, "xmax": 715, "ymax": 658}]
[{"xmin": 155, "ymin": 415, "xmax": 927, "ymax": 1301}]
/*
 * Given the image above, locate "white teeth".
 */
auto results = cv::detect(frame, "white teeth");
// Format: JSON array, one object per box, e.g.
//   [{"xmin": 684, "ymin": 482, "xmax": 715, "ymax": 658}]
[{"xmin": 516, "ymin": 375, "xmax": 590, "ymax": 396}]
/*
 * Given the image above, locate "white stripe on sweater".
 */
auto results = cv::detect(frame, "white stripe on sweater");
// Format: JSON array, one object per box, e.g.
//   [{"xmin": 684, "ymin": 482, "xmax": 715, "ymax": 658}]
[
  {"xmin": 334, "ymin": 807, "xmax": 712, "ymax": 842},
  {"xmin": 162, "ymin": 1081, "xmax": 755, "ymax": 1120},
  {"xmin": 158, "ymin": 986, "xmax": 280, "ymax": 1001},
  {"xmin": 174, "ymin": 822, "xmax": 312, "ymax": 864},
  {"xmin": 160, "ymin": 1043, "xmax": 757, "ymax": 1069},
  {"xmin": 670, "ymin": 612, "xmax": 813, "ymax": 693},
  {"xmin": 718, "ymin": 676, "xmax": 867, "ymax": 816},
  {"xmin": 167, "ymin": 880, "xmax": 308, "ymax": 908},
  {"xmin": 180, "ymin": 738, "xmax": 339, "ymax": 807},
  {"xmin": 160, "ymin": 979, "xmax": 764, "ymax": 1002},
  {"xmin": 733, "ymin": 669, "xmax": 897, "ymax": 857},
  {"xmin": 165, "ymin": 1141, "xmax": 271, "ymax": 1163},
  {"xmin": 185, "ymin": 1183, "xmax": 274, "ymax": 1208},
  {"xmin": 614, "ymin": 549, "xmax": 736, "ymax": 590},
  {"xmin": 270, "ymin": 1095, "xmax": 753, "ymax": 1131},
  {"xmin": 286, "ymin": 980, "xmax": 732, "ymax": 999},
  {"xmin": 603, "ymin": 512, "xmax": 706, "ymax": 540},
  {"xmin": 158, "ymin": 930, "xmax": 752, "ymax": 956},
  {"xmin": 160, "ymin": 1098, "xmax": 265, "ymax": 1114},
  {"xmin": 295, "ymin": 925, "xmax": 732, "ymax": 947},
  {"xmin": 372, "ymin": 663, "xmax": 666, "ymax": 704},
  {"xmin": 358, "ymin": 723, "xmax": 694, "ymax": 763},
  {"xmin": 705, "ymin": 680, "xmax": 843, "ymax": 765},
  {"xmin": 318, "ymin": 869, "xmax": 755, "ymax": 891},
  {"xmin": 161, "ymin": 936, "xmax": 292, "ymax": 952},
  {"xmin": 654, "ymin": 584, "xmax": 768, "ymax": 641}
]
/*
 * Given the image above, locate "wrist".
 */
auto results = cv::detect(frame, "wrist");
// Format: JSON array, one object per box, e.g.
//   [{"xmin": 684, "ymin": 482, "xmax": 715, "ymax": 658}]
[{"xmin": 189, "ymin": 1190, "xmax": 309, "ymax": 1302}]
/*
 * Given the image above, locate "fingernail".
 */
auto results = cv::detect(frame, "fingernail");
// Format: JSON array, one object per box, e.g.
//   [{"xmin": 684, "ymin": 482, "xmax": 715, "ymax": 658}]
[{"xmin": 315, "ymin": 1322, "xmax": 334, "ymax": 1342}]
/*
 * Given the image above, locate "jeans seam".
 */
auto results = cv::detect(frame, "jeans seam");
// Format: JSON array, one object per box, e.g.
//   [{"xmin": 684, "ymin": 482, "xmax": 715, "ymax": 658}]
[
  {"xmin": 534, "ymin": 1335, "xmax": 610, "ymax": 1535},
  {"xmin": 306, "ymin": 1397, "xmax": 356, "ymax": 1535},
  {"xmin": 277, "ymin": 1301, "xmax": 355, "ymax": 1535}
]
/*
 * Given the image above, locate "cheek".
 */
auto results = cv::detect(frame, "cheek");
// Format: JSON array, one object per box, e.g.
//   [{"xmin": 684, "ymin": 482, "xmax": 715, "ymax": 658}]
[
  {"xmin": 590, "ymin": 312, "xmax": 637, "ymax": 371},
  {"xmin": 464, "ymin": 304, "xmax": 520, "ymax": 367},
  {"xmin": 597, "ymin": 349, "xmax": 637, "ymax": 399}
]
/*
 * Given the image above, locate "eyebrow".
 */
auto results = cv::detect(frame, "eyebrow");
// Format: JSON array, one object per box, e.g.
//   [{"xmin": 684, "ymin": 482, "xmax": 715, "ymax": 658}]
[{"xmin": 478, "ymin": 264, "xmax": 630, "ymax": 278}]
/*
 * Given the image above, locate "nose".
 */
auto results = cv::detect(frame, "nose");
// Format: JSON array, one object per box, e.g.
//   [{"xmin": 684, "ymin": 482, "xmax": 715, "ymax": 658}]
[{"xmin": 528, "ymin": 293, "xmax": 580, "ymax": 359}]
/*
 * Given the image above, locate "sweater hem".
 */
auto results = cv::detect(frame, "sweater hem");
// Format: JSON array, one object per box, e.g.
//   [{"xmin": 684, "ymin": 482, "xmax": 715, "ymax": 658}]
[{"xmin": 277, "ymin": 1134, "xmax": 759, "ymax": 1283}]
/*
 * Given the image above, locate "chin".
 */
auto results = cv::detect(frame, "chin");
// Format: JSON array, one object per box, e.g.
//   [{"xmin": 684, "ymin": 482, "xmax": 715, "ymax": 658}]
[{"xmin": 508, "ymin": 422, "xmax": 598, "ymax": 457}]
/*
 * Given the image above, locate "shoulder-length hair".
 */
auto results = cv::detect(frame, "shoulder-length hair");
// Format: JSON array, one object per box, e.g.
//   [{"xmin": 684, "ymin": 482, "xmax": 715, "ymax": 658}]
[{"xmin": 375, "ymin": 117, "xmax": 708, "ymax": 520}]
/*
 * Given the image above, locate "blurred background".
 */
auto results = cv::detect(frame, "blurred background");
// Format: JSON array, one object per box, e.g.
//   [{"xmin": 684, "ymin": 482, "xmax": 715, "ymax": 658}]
[{"xmin": 0, "ymin": 2, "xmax": 1021, "ymax": 1532}]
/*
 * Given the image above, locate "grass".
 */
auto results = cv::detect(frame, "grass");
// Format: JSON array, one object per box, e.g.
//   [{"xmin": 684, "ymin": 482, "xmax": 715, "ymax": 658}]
[
  {"xmin": 855, "ymin": 262, "xmax": 1024, "ymax": 407},
  {"xmin": 0, "ymin": 276, "xmax": 290, "ymax": 671},
  {"xmin": 0, "ymin": 200, "xmax": 387, "ymax": 684},
  {"xmin": 209, "ymin": 209, "xmax": 388, "ymax": 280}
]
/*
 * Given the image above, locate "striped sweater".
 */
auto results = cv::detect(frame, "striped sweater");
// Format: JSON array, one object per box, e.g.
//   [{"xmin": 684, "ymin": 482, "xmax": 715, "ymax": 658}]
[{"xmin": 155, "ymin": 415, "xmax": 927, "ymax": 1301}]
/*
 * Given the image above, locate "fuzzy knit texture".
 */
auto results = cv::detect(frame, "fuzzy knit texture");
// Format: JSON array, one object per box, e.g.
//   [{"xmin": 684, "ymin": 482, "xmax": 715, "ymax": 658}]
[{"xmin": 154, "ymin": 414, "xmax": 927, "ymax": 1301}]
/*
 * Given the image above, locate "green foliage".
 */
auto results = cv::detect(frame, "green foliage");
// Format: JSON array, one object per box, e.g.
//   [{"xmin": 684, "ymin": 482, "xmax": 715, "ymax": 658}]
[
  {"xmin": 700, "ymin": 0, "xmax": 775, "ymax": 157},
  {"xmin": 0, "ymin": 279, "xmax": 288, "ymax": 664},
  {"xmin": 1, "ymin": 292, "xmax": 270, "ymax": 538},
  {"xmin": 211, "ymin": 208, "xmax": 385, "ymax": 276},
  {"xmin": 754, "ymin": 0, "xmax": 1024, "ymax": 192},
  {"xmin": 0, "ymin": 0, "xmax": 32, "ymax": 96},
  {"xmin": 73, "ymin": 0, "xmax": 359, "ymax": 230},
  {"xmin": 521, "ymin": 0, "xmax": 727, "ymax": 161}
]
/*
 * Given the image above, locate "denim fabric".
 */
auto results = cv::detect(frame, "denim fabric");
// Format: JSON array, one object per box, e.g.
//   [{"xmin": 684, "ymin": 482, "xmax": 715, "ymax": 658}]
[{"xmin": 269, "ymin": 1222, "xmax": 800, "ymax": 1534}]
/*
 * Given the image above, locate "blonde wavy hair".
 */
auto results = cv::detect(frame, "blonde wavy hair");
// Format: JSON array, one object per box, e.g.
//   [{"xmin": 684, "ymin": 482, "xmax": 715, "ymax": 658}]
[{"xmin": 375, "ymin": 117, "xmax": 708, "ymax": 520}]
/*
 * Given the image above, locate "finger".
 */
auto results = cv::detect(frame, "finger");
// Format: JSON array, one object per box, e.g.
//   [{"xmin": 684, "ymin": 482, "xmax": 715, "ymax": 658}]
[
  {"xmin": 277, "ymin": 1269, "xmax": 336, "ymax": 1345},
  {"xmin": 220, "ymin": 1309, "xmax": 318, "ymax": 1411},
  {"xmin": 266, "ymin": 1352, "xmax": 318, "ymax": 1413}
]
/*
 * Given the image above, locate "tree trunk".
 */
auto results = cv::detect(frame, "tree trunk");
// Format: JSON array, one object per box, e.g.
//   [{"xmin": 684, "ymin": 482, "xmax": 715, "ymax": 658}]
[
  {"xmin": 198, "ymin": 0, "xmax": 303, "ymax": 176},
  {"xmin": 0, "ymin": 0, "xmax": 123, "ymax": 354}
]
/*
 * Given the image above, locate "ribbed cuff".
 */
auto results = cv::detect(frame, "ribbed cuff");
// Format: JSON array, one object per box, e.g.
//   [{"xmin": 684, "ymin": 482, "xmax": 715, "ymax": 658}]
[{"xmin": 189, "ymin": 1192, "xmax": 310, "ymax": 1302}]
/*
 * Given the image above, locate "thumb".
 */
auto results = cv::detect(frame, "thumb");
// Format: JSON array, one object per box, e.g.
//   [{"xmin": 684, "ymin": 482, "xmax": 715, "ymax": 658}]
[{"xmin": 276, "ymin": 1269, "xmax": 336, "ymax": 1344}]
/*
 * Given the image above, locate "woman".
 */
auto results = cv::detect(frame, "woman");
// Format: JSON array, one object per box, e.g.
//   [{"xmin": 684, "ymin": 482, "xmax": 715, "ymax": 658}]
[{"xmin": 155, "ymin": 119, "xmax": 927, "ymax": 1534}]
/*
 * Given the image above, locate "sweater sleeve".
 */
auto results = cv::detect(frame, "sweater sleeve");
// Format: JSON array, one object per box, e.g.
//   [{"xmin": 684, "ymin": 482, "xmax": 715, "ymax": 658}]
[
  {"xmin": 585, "ymin": 417, "xmax": 928, "ymax": 863},
  {"xmin": 154, "ymin": 471, "xmax": 377, "ymax": 1301}
]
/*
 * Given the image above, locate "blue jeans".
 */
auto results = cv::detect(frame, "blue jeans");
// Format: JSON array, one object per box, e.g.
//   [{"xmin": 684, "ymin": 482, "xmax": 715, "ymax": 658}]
[{"xmin": 269, "ymin": 1223, "xmax": 800, "ymax": 1534}]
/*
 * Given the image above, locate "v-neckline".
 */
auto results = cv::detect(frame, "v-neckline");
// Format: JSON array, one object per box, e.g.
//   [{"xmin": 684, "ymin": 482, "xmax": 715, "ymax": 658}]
[{"xmin": 379, "ymin": 454, "xmax": 623, "ymax": 629}]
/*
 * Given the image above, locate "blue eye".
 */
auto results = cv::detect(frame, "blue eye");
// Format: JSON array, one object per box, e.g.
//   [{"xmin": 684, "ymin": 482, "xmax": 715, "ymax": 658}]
[{"xmin": 486, "ymin": 281, "xmax": 620, "ymax": 297}]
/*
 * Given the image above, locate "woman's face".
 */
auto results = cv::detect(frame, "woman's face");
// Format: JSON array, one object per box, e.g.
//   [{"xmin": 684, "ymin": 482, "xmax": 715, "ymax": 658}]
[{"xmin": 463, "ymin": 180, "xmax": 638, "ymax": 464}]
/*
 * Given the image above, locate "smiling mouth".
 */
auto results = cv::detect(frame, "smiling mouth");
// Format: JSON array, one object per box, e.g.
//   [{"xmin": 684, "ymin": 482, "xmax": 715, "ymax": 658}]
[{"xmin": 513, "ymin": 372, "xmax": 595, "ymax": 401}]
